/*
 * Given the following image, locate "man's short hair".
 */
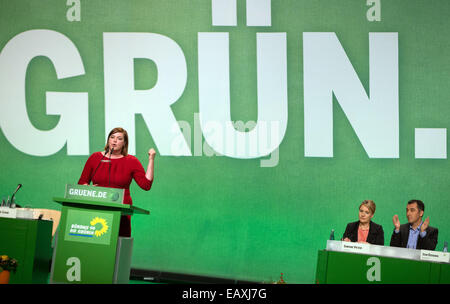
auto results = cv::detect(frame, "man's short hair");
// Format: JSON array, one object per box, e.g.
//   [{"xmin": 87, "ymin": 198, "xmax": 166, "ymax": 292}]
[{"xmin": 408, "ymin": 199, "xmax": 425, "ymax": 212}]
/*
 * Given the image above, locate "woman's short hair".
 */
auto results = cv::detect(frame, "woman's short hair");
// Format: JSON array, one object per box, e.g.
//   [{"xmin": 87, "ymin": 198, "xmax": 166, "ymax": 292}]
[
  {"xmin": 359, "ymin": 200, "xmax": 376, "ymax": 215},
  {"xmin": 104, "ymin": 127, "xmax": 129, "ymax": 156}
]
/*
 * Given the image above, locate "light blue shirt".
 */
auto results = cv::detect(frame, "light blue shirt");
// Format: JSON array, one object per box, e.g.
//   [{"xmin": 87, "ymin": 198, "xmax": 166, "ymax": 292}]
[
  {"xmin": 395, "ymin": 222, "xmax": 427, "ymax": 249},
  {"xmin": 394, "ymin": 221, "xmax": 427, "ymax": 249}
]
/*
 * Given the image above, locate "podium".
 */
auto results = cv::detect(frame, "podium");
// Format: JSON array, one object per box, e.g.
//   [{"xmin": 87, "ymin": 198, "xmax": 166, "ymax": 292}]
[{"xmin": 49, "ymin": 184, "xmax": 149, "ymax": 284}]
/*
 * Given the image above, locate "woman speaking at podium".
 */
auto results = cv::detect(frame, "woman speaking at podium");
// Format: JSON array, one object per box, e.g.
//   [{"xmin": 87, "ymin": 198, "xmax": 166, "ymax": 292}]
[
  {"xmin": 78, "ymin": 127, "xmax": 156, "ymax": 237},
  {"xmin": 342, "ymin": 200, "xmax": 384, "ymax": 245}
]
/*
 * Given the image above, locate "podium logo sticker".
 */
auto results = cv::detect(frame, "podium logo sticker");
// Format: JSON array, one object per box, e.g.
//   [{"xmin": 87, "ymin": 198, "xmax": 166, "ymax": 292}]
[
  {"xmin": 90, "ymin": 217, "xmax": 109, "ymax": 237},
  {"xmin": 65, "ymin": 210, "xmax": 113, "ymax": 245}
]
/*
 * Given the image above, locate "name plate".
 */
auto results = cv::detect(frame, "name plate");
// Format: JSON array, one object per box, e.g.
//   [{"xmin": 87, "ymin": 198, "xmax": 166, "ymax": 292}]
[
  {"xmin": 65, "ymin": 184, "xmax": 124, "ymax": 204},
  {"xmin": 341, "ymin": 241, "xmax": 371, "ymax": 254},
  {"xmin": 0, "ymin": 207, "xmax": 17, "ymax": 218},
  {"xmin": 420, "ymin": 250, "xmax": 450, "ymax": 263}
]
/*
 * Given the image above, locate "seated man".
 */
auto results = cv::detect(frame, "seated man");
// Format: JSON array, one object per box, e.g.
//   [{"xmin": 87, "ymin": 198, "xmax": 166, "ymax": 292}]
[{"xmin": 390, "ymin": 199, "xmax": 438, "ymax": 250}]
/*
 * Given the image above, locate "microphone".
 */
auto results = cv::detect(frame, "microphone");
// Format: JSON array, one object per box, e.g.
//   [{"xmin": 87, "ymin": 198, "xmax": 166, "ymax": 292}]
[
  {"xmin": 9, "ymin": 184, "xmax": 22, "ymax": 207},
  {"xmin": 91, "ymin": 147, "xmax": 109, "ymax": 182}
]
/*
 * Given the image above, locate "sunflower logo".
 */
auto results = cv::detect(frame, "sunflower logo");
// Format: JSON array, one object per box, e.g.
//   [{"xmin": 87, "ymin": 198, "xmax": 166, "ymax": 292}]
[{"xmin": 90, "ymin": 217, "xmax": 109, "ymax": 237}]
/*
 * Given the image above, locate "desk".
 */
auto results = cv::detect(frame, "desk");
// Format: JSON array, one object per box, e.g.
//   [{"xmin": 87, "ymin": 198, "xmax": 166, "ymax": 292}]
[
  {"xmin": 316, "ymin": 240, "xmax": 450, "ymax": 284},
  {"xmin": 0, "ymin": 217, "xmax": 53, "ymax": 283}
]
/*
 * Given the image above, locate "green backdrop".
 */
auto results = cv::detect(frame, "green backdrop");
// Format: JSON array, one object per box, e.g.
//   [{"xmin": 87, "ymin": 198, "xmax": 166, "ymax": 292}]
[{"xmin": 0, "ymin": 0, "xmax": 449, "ymax": 283}]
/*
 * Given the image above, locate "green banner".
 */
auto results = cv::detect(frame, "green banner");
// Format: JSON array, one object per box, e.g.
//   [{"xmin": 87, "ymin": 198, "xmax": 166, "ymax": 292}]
[{"xmin": 1, "ymin": 0, "xmax": 450, "ymax": 283}]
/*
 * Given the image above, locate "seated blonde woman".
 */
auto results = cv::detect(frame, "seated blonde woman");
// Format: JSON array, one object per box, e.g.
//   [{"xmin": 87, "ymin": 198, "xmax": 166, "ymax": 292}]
[{"xmin": 342, "ymin": 200, "xmax": 384, "ymax": 245}]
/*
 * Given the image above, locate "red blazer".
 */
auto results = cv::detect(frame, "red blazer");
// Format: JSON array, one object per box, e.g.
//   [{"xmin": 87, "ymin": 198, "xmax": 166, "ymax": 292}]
[{"xmin": 78, "ymin": 152, "xmax": 152, "ymax": 236}]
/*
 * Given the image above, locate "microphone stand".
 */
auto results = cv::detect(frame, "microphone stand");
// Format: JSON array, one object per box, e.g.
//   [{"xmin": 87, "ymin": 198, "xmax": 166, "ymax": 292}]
[
  {"xmin": 108, "ymin": 148, "xmax": 114, "ymax": 186},
  {"xmin": 91, "ymin": 148, "xmax": 109, "ymax": 182},
  {"xmin": 9, "ymin": 184, "xmax": 22, "ymax": 207}
]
